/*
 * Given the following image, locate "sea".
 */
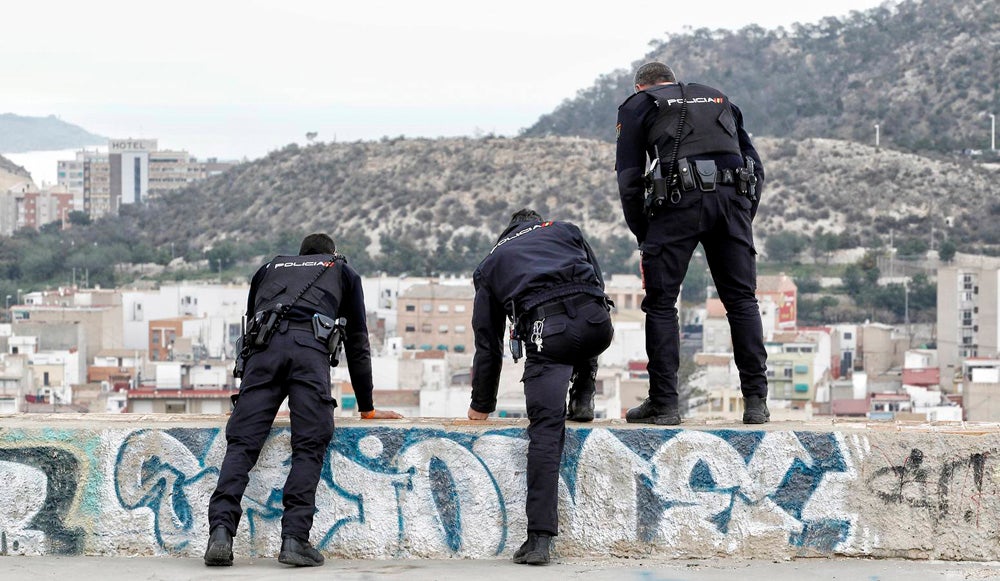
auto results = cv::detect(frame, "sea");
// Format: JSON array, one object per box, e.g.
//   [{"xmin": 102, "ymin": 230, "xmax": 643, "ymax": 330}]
[{"xmin": 4, "ymin": 148, "xmax": 94, "ymax": 188}]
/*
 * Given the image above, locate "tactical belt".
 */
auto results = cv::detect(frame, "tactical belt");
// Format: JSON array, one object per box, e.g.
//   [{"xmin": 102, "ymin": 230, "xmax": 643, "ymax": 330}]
[
  {"xmin": 527, "ymin": 293, "xmax": 602, "ymax": 320},
  {"xmin": 717, "ymin": 168, "xmax": 739, "ymax": 185}
]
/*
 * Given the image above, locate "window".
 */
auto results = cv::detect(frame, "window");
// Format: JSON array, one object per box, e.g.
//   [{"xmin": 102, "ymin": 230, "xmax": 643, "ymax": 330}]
[
  {"xmin": 961, "ymin": 310, "xmax": 973, "ymax": 326},
  {"xmin": 454, "ymin": 305, "xmax": 466, "ymax": 313},
  {"xmin": 438, "ymin": 305, "xmax": 449, "ymax": 313},
  {"xmin": 422, "ymin": 304, "xmax": 432, "ymax": 313},
  {"xmin": 455, "ymin": 325, "xmax": 467, "ymax": 334},
  {"xmin": 405, "ymin": 304, "xmax": 416, "ymax": 312},
  {"xmin": 421, "ymin": 323, "xmax": 432, "ymax": 333},
  {"xmin": 783, "ymin": 368, "xmax": 793, "ymax": 379},
  {"xmin": 794, "ymin": 365, "xmax": 809, "ymax": 374},
  {"xmin": 405, "ymin": 325, "xmax": 416, "ymax": 333},
  {"xmin": 438, "ymin": 325, "xmax": 449, "ymax": 333}
]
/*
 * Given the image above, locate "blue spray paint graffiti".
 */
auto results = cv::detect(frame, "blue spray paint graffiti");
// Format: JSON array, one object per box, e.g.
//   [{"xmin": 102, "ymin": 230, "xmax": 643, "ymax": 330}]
[{"xmin": 108, "ymin": 427, "xmax": 853, "ymax": 557}]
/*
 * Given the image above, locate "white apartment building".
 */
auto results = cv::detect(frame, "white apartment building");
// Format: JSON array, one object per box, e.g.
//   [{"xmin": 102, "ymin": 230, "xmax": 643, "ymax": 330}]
[{"xmin": 937, "ymin": 257, "xmax": 1000, "ymax": 388}]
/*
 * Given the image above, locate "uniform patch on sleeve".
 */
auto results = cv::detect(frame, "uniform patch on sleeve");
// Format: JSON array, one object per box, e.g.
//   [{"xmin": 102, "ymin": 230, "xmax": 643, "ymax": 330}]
[{"xmin": 616, "ymin": 122, "xmax": 622, "ymax": 141}]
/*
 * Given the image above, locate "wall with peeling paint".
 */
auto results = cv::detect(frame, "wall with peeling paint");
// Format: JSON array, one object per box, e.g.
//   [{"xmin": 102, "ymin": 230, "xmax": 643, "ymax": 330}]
[{"xmin": 1, "ymin": 416, "xmax": 999, "ymax": 560}]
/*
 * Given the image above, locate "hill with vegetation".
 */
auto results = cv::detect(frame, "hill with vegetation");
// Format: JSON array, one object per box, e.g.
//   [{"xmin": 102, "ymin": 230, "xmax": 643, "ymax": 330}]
[
  {"xmin": 524, "ymin": 0, "xmax": 1000, "ymax": 156},
  {"xmin": 110, "ymin": 134, "xmax": 999, "ymax": 268}
]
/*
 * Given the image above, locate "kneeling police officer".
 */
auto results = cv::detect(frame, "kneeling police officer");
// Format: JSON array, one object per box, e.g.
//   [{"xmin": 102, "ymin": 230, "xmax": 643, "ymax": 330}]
[
  {"xmin": 205, "ymin": 233, "xmax": 402, "ymax": 568},
  {"xmin": 467, "ymin": 209, "xmax": 614, "ymax": 565}
]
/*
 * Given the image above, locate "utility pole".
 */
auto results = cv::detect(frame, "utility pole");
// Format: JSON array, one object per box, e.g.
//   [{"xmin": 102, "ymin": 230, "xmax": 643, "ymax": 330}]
[
  {"xmin": 889, "ymin": 229, "xmax": 894, "ymax": 278},
  {"xmin": 991, "ymin": 113, "xmax": 996, "ymax": 151},
  {"xmin": 874, "ymin": 123, "xmax": 880, "ymax": 149}
]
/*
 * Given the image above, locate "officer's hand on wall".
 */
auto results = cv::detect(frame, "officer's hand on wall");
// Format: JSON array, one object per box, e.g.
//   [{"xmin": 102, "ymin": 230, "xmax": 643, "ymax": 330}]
[
  {"xmin": 360, "ymin": 409, "xmax": 404, "ymax": 419},
  {"xmin": 467, "ymin": 408, "xmax": 489, "ymax": 421}
]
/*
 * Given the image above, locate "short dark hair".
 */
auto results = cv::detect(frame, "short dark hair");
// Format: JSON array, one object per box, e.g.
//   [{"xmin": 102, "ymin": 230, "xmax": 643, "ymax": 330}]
[
  {"xmin": 509, "ymin": 208, "xmax": 543, "ymax": 227},
  {"xmin": 634, "ymin": 62, "xmax": 675, "ymax": 87},
  {"xmin": 299, "ymin": 233, "xmax": 336, "ymax": 255}
]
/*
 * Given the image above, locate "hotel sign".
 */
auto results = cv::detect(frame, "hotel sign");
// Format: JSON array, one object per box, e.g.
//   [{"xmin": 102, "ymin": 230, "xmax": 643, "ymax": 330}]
[{"xmin": 109, "ymin": 139, "xmax": 157, "ymax": 152}]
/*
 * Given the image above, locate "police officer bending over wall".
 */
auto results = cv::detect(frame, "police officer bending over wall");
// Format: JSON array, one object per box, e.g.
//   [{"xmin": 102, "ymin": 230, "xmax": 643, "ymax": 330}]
[
  {"xmin": 467, "ymin": 209, "xmax": 614, "ymax": 565},
  {"xmin": 616, "ymin": 61, "xmax": 769, "ymax": 425},
  {"xmin": 205, "ymin": 233, "xmax": 402, "ymax": 568}
]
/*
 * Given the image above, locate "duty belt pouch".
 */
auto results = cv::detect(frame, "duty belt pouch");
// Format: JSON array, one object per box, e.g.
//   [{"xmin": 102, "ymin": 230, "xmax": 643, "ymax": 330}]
[
  {"xmin": 677, "ymin": 157, "xmax": 696, "ymax": 191},
  {"xmin": 692, "ymin": 159, "xmax": 718, "ymax": 192},
  {"xmin": 312, "ymin": 313, "xmax": 336, "ymax": 343},
  {"xmin": 315, "ymin": 315, "xmax": 347, "ymax": 367},
  {"xmin": 249, "ymin": 308, "xmax": 281, "ymax": 349}
]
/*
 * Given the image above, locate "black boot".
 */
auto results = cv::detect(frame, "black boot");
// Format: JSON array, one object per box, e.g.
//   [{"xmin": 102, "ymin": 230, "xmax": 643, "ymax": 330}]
[
  {"xmin": 513, "ymin": 531, "xmax": 552, "ymax": 565},
  {"xmin": 625, "ymin": 398, "xmax": 680, "ymax": 425},
  {"xmin": 278, "ymin": 536, "xmax": 325, "ymax": 567},
  {"xmin": 567, "ymin": 393, "xmax": 595, "ymax": 422},
  {"xmin": 204, "ymin": 525, "xmax": 233, "ymax": 566},
  {"xmin": 743, "ymin": 395, "xmax": 770, "ymax": 424}
]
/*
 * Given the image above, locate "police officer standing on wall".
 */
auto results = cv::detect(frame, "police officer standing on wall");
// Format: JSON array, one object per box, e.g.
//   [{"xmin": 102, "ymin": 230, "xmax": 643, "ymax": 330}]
[
  {"xmin": 467, "ymin": 208, "xmax": 614, "ymax": 565},
  {"xmin": 615, "ymin": 62, "xmax": 769, "ymax": 425},
  {"xmin": 205, "ymin": 233, "xmax": 402, "ymax": 568}
]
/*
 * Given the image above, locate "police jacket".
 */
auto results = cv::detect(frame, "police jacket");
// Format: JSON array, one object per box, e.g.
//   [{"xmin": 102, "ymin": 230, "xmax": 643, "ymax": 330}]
[
  {"xmin": 246, "ymin": 253, "xmax": 376, "ymax": 412},
  {"xmin": 615, "ymin": 82, "xmax": 765, "ymax": 246},
  {"xmin": 469, "ymin": 220, "xmax": 606, "ymax": 413}
]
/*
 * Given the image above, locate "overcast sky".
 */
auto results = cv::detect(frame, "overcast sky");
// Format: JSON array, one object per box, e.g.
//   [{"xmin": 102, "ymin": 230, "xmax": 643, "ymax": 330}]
[{"xmin": 2, "ymin": 0, "xmax": 892, "ymax": 160}]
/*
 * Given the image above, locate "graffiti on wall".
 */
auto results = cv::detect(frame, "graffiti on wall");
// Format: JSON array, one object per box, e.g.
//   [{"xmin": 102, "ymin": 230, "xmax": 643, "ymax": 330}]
[
  {"xmin": 865, "ymin": 445, "xmax": 994, "ymax": 526},
  {"xmin": 2, "ymin": 426, "xmax": 995, "ymax": 558},
  {"xmin": 0, "ymin": 447, "xmax": 84, "ymax": 555},
  {"xmin": 107, "ymin": 427, "xmax": 860, "ymax": 557}
]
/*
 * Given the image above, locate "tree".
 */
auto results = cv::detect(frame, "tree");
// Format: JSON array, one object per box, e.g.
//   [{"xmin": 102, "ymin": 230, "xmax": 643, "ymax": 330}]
[
  {"xmin": 67, "ymin": 211, "xmax": 91, "ymax": 226},
  {"xmin": 764, "ymin": 232, "xmax": 808, "ymax": 263},
  {"xmin": 812, "ymin": 232, "xmax": 840, "ymax": 264},
  {"xmin": 938, "ymin": 239, "xmax": 957, "ymax": 262}
]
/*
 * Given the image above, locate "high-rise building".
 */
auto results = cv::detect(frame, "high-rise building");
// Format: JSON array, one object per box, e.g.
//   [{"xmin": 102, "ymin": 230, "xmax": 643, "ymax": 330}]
[
  {"xmin": 58, "ymin": 140, "xmax": 238, "ymax": 219},
  {"xmin": 937, "ymin": 257, "xmax": 1000, "ymax": 387}
]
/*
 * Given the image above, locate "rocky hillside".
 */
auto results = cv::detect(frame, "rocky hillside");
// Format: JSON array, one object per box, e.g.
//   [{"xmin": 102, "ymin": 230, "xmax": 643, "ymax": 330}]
[
  {"xmin": 524, "ymin": 0, "xmax": 1000, "ymax": 155},
  {"xmin": 0, "ymin": 153, "xmax": 33, "ymax": 191},
  {"xmin": 119, "ymin": 135, "xmax": 998, "ymax": 266}
]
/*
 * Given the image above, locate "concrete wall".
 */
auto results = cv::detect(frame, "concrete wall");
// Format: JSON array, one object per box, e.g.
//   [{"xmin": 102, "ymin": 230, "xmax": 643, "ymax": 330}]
[{"xmin": 2, "ymin": 416, "xmax": 1000, "ymax": 561}]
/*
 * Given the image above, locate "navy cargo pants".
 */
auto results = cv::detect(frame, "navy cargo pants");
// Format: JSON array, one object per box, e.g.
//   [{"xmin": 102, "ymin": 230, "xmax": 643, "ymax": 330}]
[
  {"xmin": 208, "ymin": 328, "xmax": 336, "ymax": 542},
  {"xmin": 641, "ymin": 184, "xmax": 768, "ymax": 407},
  {"xmin": 520, "ymin": 295, "xmax": 614, "ymax": 535}
]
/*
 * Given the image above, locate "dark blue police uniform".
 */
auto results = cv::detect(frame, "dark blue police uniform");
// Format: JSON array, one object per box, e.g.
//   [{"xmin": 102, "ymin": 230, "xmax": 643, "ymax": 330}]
[
  {"xmin": 471, "ymin": 219, "xmax": 614, "ymax": 537},
  {"xmin": 208, "ymin": 253, "xmax": 375, "ymax": 543},
  {"xmin": 616, "ymin": 81, "xmax": 768, "ymax": 418}
]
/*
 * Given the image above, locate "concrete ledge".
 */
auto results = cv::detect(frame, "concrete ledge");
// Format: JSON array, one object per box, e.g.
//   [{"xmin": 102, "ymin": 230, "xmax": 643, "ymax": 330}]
[{"xmin": 2, "ymin": 415, "xmax": 999, "ymax": 560}]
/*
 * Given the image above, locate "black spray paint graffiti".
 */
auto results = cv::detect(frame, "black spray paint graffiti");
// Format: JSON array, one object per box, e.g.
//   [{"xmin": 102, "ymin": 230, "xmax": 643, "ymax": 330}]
[
  {"xmin": 0, "ymin": 447, "xmax": 85, "ymax": 555},
  {"xmin": 866, "ymin": 447, "xmax": 991, "ymax": 523}
]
